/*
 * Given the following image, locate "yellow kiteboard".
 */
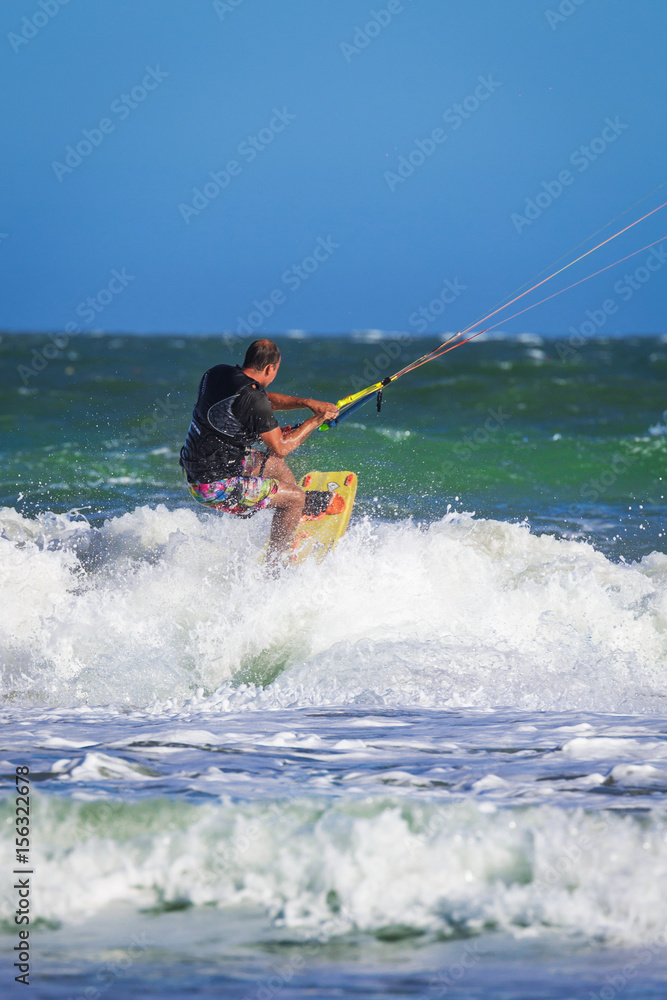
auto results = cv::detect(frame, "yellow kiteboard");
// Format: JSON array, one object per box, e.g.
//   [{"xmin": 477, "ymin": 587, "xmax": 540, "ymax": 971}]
[{"xmin": 285, "ymin": 470, "xmax": 357, "ymax": 565}]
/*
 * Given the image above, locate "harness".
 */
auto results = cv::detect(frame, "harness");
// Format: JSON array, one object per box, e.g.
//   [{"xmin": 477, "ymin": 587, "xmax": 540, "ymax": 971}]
[{"xmin": 180, "ymin": 374, "xmax": 262, "ymax": 482}]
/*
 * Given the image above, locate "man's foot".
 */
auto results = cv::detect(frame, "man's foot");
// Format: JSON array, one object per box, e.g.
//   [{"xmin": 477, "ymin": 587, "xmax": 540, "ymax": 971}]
[{"xmin": 303, "ymin": 490, "xmax": 345, "ymax": 520}]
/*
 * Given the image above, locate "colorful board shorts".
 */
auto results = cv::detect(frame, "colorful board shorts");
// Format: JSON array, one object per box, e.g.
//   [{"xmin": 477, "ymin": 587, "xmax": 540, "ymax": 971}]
[{"xmin": 184, "ymin": 450, "xmax": 279, "ymax": 518}]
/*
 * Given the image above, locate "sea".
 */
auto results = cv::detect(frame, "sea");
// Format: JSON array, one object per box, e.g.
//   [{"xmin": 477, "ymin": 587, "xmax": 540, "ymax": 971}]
[{"xmin": 1, "ymin": 330, "xmax": 666, "ymax": 999}]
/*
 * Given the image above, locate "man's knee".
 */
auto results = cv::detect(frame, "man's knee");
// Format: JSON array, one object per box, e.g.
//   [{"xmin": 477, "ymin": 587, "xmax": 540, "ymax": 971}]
[
  {"xmin": 275, "ymin": 486, "xmax": 304, "ymax": 510},
  {"xmin": 288, "ymin": 487, "xmax": 305, "ymax": 507}
]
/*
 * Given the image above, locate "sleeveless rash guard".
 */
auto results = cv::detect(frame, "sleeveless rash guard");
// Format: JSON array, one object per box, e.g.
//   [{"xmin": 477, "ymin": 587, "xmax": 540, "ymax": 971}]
[{"xmin": 179, "ymin": 365, "xmax": 279, "ymax": 482}]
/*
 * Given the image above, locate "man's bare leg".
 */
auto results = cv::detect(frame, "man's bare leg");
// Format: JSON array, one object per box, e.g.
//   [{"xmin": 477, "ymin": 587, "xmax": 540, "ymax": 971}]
[
  {"xmin": 247, "ymin": 451, "xmax": 304, "ymax": 563},
  {"xmin": 257, "ymin": 454, "xmax": 297, "ymax": 486},
  {"xmin": 264, "ymin": 482, "xmax": 305, "ymax": 566}
]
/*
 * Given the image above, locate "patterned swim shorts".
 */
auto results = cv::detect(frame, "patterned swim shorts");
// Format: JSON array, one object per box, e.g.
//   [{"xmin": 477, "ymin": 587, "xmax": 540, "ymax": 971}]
[{"xmin": 184, "ymin": 450, "xmax": 279, "ymax": 518}]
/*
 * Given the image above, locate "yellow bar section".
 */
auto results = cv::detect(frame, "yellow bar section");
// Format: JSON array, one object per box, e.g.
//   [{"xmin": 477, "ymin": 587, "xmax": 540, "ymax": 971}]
[{"xmin": 335, "ymin": 381, "xmax": 384, "ymax": 409}]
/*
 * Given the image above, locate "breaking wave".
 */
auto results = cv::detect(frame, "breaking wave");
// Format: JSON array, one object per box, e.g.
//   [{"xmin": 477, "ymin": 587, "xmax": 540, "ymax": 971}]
[{"xmin": 1, "ymin": 504, "xmax": 665, "ymax": 713}]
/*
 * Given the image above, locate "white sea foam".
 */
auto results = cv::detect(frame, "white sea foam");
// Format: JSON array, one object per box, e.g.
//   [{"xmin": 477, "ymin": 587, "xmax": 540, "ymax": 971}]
[
  {"xmin": 1, "ymin": 793, "xmax": 666, "ymax": 945},
  {"xmin": 1, "ymin": 505, "xmax": 665, "ymax": 712}
]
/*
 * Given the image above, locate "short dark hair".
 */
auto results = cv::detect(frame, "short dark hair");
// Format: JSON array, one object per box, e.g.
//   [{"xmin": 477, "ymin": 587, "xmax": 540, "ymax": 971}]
[{"xmin": 242, "ymin": 339, "xmax": 281, "ymax": 371}]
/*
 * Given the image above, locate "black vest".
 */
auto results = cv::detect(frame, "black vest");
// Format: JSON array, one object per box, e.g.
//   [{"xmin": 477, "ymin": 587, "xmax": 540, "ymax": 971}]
[{"xmin": 180, "ymin": 366, "xmax": 264, "ymax": 482}]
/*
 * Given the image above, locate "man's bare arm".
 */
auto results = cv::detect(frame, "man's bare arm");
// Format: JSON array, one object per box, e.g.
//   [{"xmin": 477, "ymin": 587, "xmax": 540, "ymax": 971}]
[
  {"xmin": 260, "ymin": 401, "xmax": 339, "ymax": 458},
  {"xmin": 266, "ymin": 392, "xmax": 337, "ymax": 415}
]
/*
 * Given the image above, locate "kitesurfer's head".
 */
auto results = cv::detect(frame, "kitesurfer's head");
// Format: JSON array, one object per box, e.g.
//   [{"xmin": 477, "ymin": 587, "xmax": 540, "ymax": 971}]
[{"xmin": 242, "ymin": 339, "xmax": 281, "ymax": 386}]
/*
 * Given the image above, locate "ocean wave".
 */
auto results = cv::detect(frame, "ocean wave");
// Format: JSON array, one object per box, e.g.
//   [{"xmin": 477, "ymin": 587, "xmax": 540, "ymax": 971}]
[
  {"xmin": 1, "ymin": 505, "xmax": 665, "ymax": 712},
  {"xmin": 1, "ymin": 793, "xmax": 665, "ymax": 944}
]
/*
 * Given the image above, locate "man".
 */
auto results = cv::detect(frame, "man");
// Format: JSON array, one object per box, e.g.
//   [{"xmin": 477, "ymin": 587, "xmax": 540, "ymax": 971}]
[{"xmin": 180, "ymin": 338, "xmax": 340, "ymax": 563}]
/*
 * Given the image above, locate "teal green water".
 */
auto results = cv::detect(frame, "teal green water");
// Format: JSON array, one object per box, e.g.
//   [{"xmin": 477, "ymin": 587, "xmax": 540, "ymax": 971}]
[{"xmin": 1, "ymin": 332, "xmax": 665, "ymax": 557}]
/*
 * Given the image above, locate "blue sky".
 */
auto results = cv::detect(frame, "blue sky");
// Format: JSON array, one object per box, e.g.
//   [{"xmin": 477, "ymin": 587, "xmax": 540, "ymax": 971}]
[{"xmin": 1, "ymin": 0, "xmax": 666, "ymax": 335}]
